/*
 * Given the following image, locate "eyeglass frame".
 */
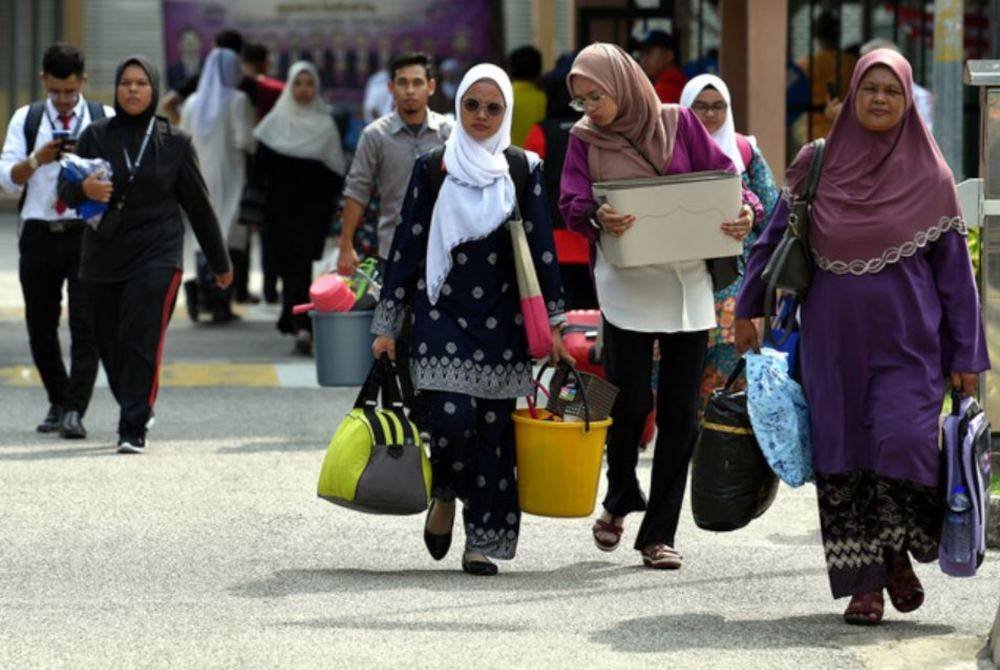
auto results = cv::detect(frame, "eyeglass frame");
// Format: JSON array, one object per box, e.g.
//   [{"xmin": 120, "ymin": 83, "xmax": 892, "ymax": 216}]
[
  {"xmin": 569, "ymin": 92, "xmax": 608, "ymax": 113},
  {"xmin": 691, "ymin": 101, "xmax": 729, "ymax": 114},
  {"xmin": 461, "ymin": 97, "xmax": 506, "ymax": 118}
]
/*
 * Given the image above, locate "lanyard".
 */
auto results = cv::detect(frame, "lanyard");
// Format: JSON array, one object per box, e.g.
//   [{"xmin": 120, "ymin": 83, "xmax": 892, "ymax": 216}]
[
  {"xmin": 123, "ymin": 117, "xmax": 156, "ymax": 181},
  {"xmin": 45, "ymin": 107, "xmax": 84, "ymax": 137}
]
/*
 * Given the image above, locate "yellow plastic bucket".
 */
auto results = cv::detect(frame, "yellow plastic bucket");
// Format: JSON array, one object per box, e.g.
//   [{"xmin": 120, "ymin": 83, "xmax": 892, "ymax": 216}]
[{"xmin": 512, "ymin": 409, "xmax": 612, "ymax": 518}]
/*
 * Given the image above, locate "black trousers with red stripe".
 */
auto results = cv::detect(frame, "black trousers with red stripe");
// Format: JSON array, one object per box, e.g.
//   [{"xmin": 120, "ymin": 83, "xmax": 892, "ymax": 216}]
[{"xmin": 89, "ymin": 268, "xmax": 181, "ymax": 440}]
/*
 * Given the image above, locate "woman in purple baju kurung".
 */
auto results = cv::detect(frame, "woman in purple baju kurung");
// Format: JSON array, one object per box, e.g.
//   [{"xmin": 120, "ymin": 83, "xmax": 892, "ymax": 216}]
[
  {"xmin": 735, "ymin": 50, "xmax": 989, "ymax": 625},
  {"xmin": 558, "ymin": 44, "xmax": 762, "ymax": 570}
]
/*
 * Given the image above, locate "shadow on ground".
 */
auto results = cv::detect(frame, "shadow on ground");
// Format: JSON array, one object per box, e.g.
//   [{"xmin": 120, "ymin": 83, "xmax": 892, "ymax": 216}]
[{"xmin": 589, "ymin": 613, "xmax": 955, "ymax": 653}]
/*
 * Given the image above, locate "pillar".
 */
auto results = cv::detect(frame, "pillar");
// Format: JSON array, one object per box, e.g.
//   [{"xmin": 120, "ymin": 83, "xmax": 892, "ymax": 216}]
[{"xmin": 719, "ymin": 0, "xmax": 789, "ymax": 182}]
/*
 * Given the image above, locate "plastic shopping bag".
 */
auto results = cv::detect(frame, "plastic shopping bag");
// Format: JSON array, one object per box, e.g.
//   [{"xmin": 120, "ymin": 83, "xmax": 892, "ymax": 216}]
[
  {"xmin": 745, "ymin": 348, "xmax": 813, "ymax": 487},
  {"xmin": 59, "ymin": 154, "xmax": 112, "ymax": 226}
]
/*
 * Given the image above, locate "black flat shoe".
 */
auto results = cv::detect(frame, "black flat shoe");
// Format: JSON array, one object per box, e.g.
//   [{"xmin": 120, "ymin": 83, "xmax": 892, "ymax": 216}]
[
  {"xmin": 37, "ymin": 405, "xmax": 64, "ymax": 433},
  {"xmin": 59, "ymin": 410, "xmax": 87, "ymax": 439},
  {"xmin": 461, "ymin": 554, "xmax": 498, "ymax": 576},
  {"xmin": 423, "ymin": 499, "xmax": 453, "ymax": 561}
]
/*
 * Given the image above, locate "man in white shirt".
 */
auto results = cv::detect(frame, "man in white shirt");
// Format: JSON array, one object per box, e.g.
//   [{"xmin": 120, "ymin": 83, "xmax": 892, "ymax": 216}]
[{"xmin": 0, "ymin": 43, "xmax": 114, "ymax": 439}]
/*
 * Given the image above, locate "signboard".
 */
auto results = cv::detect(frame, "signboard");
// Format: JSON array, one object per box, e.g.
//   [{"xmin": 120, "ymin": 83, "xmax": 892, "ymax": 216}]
[{"xmin": 161, "ymin": 0, "xmax": 493, "ymax": 104}]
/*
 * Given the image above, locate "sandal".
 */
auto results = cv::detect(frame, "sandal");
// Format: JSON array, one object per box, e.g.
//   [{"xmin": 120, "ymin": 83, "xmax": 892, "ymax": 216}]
[
  {"xmin": 592, "ymin": 518, "xmax": 624, "ymax": 552},
  {"xmin": 640, "ymin": 543, "xmax": 683, "ymax": 570},
  {"xmin": 887, "ymin": 554, "xmax": 925, "ymax": 613},
  {"xmin": 843, "ymin": 591, "xmax": 885, "ymax": 626}
]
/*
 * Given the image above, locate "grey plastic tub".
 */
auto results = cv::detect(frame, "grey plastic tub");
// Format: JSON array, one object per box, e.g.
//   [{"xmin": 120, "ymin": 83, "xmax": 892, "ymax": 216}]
[{"xmin": 311, "ymin": 310, "xmax": 376, "ymax": 387}]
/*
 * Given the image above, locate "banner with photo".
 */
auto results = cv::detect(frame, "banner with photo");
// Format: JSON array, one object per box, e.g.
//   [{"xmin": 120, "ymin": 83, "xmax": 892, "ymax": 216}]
[{"xmin": 161, "ymin": 0, "xmax": 494, "ymax": 106}]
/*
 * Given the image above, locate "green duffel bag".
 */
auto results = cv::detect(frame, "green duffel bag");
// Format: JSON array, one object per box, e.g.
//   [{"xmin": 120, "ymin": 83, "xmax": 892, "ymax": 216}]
[{"xmin": 316, "ymin": 356, "xmax": 431, "ymax": 514}]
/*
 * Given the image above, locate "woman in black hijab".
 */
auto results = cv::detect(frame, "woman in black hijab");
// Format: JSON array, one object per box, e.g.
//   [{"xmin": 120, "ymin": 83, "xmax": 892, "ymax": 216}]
[{"xmin": 59, "ymin": 55, "xmax": 231, "ymax": 454}]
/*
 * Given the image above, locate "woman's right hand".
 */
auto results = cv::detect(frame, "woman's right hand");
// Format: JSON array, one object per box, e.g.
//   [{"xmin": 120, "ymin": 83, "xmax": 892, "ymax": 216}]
[
  {"xmin": 372, "ymin": 335, "xmax": 396, "ymax": 361},
  {"xmin": 734, "ymin": 318, "xmax": 759, "ymax": 355},
  {"xmin": 596, "ymin": 203, "xmax": 635, "ymax": 237},
  {"xmin": 82, "ymin": 173, "xmax": 113, "ymax": 203}
]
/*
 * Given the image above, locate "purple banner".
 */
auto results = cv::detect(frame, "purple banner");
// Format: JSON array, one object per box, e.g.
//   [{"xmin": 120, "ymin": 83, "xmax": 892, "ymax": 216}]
[{"xmin": 161, "ymin": 0, "xmax": 493, "ymax": 104}]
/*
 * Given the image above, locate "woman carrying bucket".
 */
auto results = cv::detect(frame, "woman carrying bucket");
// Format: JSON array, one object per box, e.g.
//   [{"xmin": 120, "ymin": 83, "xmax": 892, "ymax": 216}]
[
  {"xmin": 558, "ymin": 44, "xmax": 762, "ymax": 569},
  {"xmin": 371, "ymin": 64, "xmax": 572, "ymax": 576}
]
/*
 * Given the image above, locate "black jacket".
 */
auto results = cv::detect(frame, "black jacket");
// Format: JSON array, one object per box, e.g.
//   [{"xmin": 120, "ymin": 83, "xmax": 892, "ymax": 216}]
[{"xmin": 59, "ymin": 55, "xmax": 230, "ymax": 283}]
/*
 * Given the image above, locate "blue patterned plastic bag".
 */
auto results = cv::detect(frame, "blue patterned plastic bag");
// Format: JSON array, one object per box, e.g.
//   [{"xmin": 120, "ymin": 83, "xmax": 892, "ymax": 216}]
[{"xmin": 745, "ymin": 348, "xmax": 814, "ymax": 487}]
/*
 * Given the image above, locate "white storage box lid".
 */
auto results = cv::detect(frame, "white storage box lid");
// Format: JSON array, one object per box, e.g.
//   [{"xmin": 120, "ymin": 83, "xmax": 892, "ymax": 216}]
[{"xmin": 593, "ymin": 171, "xmax": 742, "ymax": 268}]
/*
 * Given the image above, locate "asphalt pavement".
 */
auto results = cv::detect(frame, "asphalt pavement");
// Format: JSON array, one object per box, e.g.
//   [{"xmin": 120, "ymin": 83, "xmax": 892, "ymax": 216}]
[{"xmin": 0, "ymin": 212, "xmax": 997, "ymax": 669}]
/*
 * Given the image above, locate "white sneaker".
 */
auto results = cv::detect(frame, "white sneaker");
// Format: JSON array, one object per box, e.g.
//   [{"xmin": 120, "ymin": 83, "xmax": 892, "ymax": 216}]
[{"xmin": 117, "ymin": 437, "xmax": 146, "ymax": 454}]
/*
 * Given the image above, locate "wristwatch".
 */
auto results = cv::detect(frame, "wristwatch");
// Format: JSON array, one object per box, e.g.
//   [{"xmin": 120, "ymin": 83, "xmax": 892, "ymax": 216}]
[{"xmin": 27, "ymin": 152, "xmax": 39, "ymax": 170}]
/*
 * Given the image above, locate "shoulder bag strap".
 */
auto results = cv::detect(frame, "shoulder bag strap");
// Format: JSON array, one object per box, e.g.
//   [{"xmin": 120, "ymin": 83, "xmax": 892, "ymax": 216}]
[{"xmin": 86, "ymin": 101, "xmax": 105, "ymax": 122}]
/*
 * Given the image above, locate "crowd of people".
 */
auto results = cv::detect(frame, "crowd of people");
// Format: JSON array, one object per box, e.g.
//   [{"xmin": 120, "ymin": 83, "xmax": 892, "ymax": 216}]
[{"xmin": 0, "ymin": 24, "xmax": 986, "ymax": 625}]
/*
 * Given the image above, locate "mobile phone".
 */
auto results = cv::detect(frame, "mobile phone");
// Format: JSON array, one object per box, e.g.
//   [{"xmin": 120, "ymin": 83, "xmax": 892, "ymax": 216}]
[
  {"xmin": 826, "ymin": 81, "xmax": 839, "ymax": 100},
  {"xmin": 52, "ymin": 130, "xmax": 72, "ymax": 152}
]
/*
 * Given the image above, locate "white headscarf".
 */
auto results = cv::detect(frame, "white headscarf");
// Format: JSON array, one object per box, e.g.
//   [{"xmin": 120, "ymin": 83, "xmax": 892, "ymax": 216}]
[
  {"xmin": 188, "ymin": 48, "xmax": 241, "ymax": 139},
  {"xmin": 425, "ymin": 63, "xmax": 517, "ymax": 305},
  {"xmin": 679, "ymin": 74, "xmax": 751, "ymax": 173},
  {"xmin": 253, "ymin": 62, "xmax": 346, "ymax": 175}
]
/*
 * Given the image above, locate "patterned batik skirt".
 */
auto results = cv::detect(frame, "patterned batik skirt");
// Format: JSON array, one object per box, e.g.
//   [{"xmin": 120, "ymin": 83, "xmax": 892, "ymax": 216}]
[{"xmin": 816, "ymin": 470, "xmax": 942, "ymax": 599}]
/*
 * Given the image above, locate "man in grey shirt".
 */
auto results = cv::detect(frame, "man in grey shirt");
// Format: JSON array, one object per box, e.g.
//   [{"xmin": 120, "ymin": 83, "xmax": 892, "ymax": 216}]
[{"xmin": 338, "ymin": 53, "xmax": 453, "ymax": 275}]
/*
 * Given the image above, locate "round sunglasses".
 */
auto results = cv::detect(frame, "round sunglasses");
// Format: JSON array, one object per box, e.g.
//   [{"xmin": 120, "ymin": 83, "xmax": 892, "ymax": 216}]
[{"xmin": 461, "ymin": 97, "xmax": 506, "ymax": 117}]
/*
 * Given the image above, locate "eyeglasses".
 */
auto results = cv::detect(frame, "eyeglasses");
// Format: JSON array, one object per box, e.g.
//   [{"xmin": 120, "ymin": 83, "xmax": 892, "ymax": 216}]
[
  {"xmin": 47, "ymin": 90, "xmax": 80, "ymax": 103},
  {"xmin": 569, "ymin": 92, "xmax": 607, "ymax": 112},
  {"xmin": 691, "ymin": 101, "xmax": 728, "ymax": 114},
  {"xmin": 461, "ymin": 98, "xmax": 506, "ymax": 117}
]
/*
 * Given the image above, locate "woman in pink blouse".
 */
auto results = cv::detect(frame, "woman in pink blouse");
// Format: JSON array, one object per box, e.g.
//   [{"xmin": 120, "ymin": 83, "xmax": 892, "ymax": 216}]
[{"xmin": 558, "ymin": 43, "xmax": 761, "ymax": 570}]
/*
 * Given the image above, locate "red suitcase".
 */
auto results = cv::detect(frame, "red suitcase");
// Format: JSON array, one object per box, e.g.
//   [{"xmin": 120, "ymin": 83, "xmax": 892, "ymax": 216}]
[{"xmin": 563, "ymin": 310, "xmax": 656, "ymax": 446}]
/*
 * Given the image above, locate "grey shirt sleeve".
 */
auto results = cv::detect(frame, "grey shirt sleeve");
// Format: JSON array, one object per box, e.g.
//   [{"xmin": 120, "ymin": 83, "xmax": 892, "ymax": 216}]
[{"xmin": 342, "ymin": 125, "xmax": 379, "ymax": 206}]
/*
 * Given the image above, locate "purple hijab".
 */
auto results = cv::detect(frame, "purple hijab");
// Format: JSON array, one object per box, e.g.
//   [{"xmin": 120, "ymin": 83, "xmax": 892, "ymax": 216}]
[{"xmin": 787, "ymin": 49, "xmax": 963, "ymax": 276}]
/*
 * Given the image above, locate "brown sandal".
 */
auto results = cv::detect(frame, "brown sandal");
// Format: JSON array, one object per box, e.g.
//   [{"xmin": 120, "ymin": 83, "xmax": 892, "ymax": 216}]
[
  {"xmin": 844, "ymin": 591, "xmax": 885, "ymax": 626},
  {"xmin": 887, "ymin": 554, "xmax": 925, "ymax": 613},
  {"xmin": 592, "ymin": 519, "xmax": 624, "ymax": 552},
  {"xmin": 640, "ymin": 543, "xmax": 683, "ymax": 570}
]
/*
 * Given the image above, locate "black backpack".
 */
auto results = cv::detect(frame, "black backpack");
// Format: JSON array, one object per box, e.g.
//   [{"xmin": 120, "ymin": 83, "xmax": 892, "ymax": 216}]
[
  {"xmin": 423, "ymin": 144, "xmax": 531, "ymax": 212},
  {"xmin": 18, "ymin": 100, "xmax": 106, "ymax": 213}
]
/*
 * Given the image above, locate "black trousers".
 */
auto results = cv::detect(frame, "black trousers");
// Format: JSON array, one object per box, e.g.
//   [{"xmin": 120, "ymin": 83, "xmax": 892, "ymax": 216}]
[
  {"xmin": 18, "ymin": 221, "xmax": 99, "ymax": 415},
  {"xmin": 602, "ymin": 319, "xmax": 708, "ymax": 550},
  {"xmin": 276, "ymin": 256, "xmax": 312, "ymax": 335},
  {"xmin": 90, "ymin": 268, "xmax": 181, "ymax": 440}
]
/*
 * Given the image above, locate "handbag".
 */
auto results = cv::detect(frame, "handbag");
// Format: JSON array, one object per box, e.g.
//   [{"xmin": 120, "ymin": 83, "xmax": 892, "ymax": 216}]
[
  {"xmin": 761, "ymin": 139, "xmax": 825, "ymax": 345},
  {"xmin": 745, "ymin": 348, "xmax": 813, "ymax": 488},
  {"xmin": 316, "ymin": 355, "xmax": 432, "ymax": 515},
  {"xmin": 691, "ymin": 359, "xmax": 779, "ymax": 531},
  {"xmin": 509, "ymin": 201, "xmax": 554, "ymax": 360},
  {"xmin": 939, "ymin": 390, "xmax": 991, "ymax": 577}
]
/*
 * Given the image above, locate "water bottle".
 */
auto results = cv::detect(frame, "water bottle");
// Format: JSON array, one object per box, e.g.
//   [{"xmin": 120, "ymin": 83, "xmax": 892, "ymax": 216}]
[{"xmin": 942, "ymin": 485, "xmax": 972, "ymax": 564}]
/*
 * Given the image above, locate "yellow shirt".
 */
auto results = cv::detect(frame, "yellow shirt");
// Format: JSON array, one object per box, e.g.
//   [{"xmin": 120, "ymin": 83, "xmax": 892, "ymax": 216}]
[{"xmin": 511, "ymin": 80, "xmax": 547, "ymax": 148}]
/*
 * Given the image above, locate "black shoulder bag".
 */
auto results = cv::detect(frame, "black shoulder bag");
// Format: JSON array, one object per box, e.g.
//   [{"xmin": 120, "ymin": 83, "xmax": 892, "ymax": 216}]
[{"xmin": 760, "ymin": 139, "xmax": 825, "ymax": 345}]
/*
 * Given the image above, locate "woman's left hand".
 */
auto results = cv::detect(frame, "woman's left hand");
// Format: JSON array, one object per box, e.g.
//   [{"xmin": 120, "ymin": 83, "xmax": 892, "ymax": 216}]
[
  {"xmin": 550, "ymin": 326, "xmax": 576, "ymax": 366},
  {"xmin": 721, "ymin": 204, "xmax": 755, "ymax": 241},
  {"xmin": 951, "ymin": 372, "xmax": 978, "ymax": 397}
]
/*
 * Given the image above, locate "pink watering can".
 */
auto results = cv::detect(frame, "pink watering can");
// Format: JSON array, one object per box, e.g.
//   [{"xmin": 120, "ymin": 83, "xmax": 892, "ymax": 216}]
[{"xmin": 292, "ymin": 274, "xmax": 356, "ymax": 315}]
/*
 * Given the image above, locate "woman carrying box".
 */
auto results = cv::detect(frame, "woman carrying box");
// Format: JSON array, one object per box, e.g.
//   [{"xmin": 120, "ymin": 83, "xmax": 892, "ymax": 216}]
[{"xmin": 558, "ymin": 43, "xmax": 762, "ymax": 569}]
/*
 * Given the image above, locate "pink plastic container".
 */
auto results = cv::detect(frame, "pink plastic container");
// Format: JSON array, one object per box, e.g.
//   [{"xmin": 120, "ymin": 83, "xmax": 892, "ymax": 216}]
[{"xmin": 292, "ymin": 274, "xmax": 356, "ymax": 315}]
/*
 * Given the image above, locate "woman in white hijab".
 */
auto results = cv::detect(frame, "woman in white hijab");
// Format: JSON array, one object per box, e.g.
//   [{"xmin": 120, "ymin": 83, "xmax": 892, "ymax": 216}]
[
  {"xmin": 679, "ymin": 74, "xmax": 780, "ymax": 403},
  {"xmin": 252, "ymin": 61, "xmax": 345, "ymax": 353},
  {"xmin": 371, "ymin": 64, "xmax": 571, "ymax": 576},
  {"xmin": 180, "ymin": 48, "xmax": 254, "ymax": 237},
  {"xmin": 180, "ymin": 48, "xmax": 255, "ymax": 321}
]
